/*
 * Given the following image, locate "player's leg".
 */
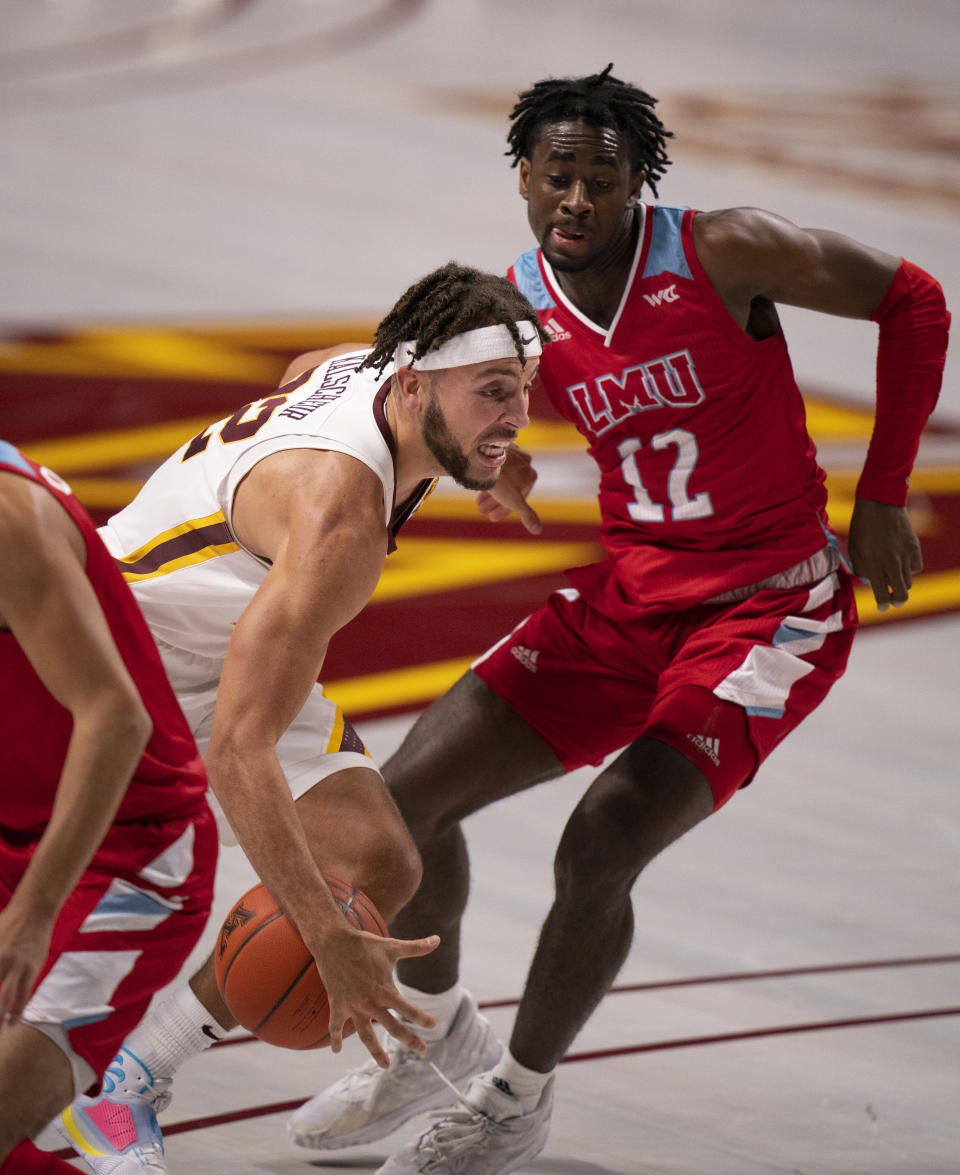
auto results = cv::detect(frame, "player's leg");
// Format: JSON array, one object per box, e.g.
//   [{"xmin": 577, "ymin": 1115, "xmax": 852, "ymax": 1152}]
[
  {"xmin": 190, "ymin": 759, "xmax": 422, "ymax": 1023},
  {"xmin": 376, "ymin": 704, "xmax": 734, "ymax": 1175},
  {"xmin": 502, "ymin": 567, "xmax": 859, "ymax": 1077},
  {"xmin": 388, "ymin": 670, "xmax": 565, "ymax": 990},
  {"xmin": 510, "ymin": 733, "xmax": 715, "ymax": 1071},
  {"xmin": 55, "ymin": 812, "xmax": 217, "ymax": 1175},
  {"xmin": 288, "ymin": 671, "xmax": 564, "ymax": 1150},
  {"xmin": 290, "ymin": 589, "xmax": 638, "ymax": 1152},
  {"xmin": 66, "ymin": 690, "xmax": 426, "ymax": 1174},
  {"xmin": 380, "ymin": 570, "xmax": 858, "ymax": 1175},
  {"xmin": 0, "ymin": 1022, "xmax": 75, "ymax": 1161}
]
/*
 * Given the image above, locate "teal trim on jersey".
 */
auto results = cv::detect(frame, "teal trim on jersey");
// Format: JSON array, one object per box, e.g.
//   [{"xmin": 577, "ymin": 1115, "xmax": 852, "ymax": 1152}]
[
  {"xmin": 0, "ymin": 440, "xmax": 31, "ymax": 474},
  {"xmin": 642, "ymin": 205, "xmax": 693, "ymax": 281},
  {"xmin": 512, "ymin": 249, "xmax": 557, "ymax": 310},
  {"xmin": 62, "ymin": 1011, "xmax": 111, "ymax": 1030}
]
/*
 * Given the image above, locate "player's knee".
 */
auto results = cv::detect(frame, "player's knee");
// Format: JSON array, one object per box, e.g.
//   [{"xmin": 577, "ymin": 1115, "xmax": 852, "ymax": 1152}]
[
  {"xmin": 553, "ymin": 753, "xmax": 713, "ymax": 905},
  {"xmin": 356, "ymin": 819, "xmax": 422, "ymax": 921},
  {"xmin": 553, "ymin": 786, "xmax": 650, "ymax": 906}
]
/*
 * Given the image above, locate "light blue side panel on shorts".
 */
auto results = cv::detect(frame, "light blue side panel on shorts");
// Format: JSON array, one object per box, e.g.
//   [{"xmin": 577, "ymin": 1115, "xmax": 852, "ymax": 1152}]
[{"xmin": 79, "ymin": 880, "xmax": 176, "ymax": 933}]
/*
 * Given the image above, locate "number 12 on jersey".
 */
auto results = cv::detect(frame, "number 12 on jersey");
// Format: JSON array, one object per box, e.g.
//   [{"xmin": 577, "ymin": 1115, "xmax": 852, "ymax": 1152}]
[{"xmin": 617, "ymin": 429, "xmax": 713, "ymax": 522}]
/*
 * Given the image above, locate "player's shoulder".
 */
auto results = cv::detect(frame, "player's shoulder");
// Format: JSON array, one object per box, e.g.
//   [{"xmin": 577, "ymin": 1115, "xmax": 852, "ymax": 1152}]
[
  {"xmin": 692, "ymin": 206, "xmax": 811, "ymax": 254},
  {"xmin": 0, "ymin": 452, "xmax": 54, "ymax": 534},
  {"xmin": 508, "ymin": 246, "xmax": 558, "ymax": 313},
  {"xmin": 280, "ymin": 343, "xmax": 371, "ymax": 387}
]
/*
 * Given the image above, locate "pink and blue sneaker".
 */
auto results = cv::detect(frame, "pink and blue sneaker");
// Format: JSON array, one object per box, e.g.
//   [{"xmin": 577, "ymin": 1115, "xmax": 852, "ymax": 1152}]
[{"xmin": 58, "ymin": 1048, "xmax": 171, "ymax": 1174}]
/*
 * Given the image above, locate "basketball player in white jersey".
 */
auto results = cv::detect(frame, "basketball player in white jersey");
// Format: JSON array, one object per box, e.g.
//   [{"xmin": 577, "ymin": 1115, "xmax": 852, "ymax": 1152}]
[{"xmin": 60, "ymin": 263, "xmax": 546, "ymax": 1174}]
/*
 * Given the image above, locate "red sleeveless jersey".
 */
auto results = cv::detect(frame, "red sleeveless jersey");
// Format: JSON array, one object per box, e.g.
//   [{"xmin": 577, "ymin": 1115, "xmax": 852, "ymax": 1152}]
[
  {"xmin": 509, "ymin": 205, "xmax": 836, "ymax": 610},
  {"xmin": 0, "ymin": 443, "xmax": 208, "ymax": 832}
]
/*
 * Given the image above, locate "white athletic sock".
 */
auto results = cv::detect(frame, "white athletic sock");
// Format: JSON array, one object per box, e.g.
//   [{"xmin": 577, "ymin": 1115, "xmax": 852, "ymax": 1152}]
[
  {"xmin": 395, "ymin": 981, "xmax": 465, "ymax": 1043},
  {"xmin": 489, "ymin": 1050, "xmax": 555, "ymax": 1114},
  {"xmin": 122, "ymin": 982, "xmax": 230, "ymax": 1082}
]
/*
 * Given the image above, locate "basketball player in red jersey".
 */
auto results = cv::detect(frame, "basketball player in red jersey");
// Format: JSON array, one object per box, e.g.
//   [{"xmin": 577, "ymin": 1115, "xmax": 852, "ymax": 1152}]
[
  {"xmin": 0, "ymin": 443, "xmax": 217, "ymax": 1173},
  {"xmin": 291, "ymin": 67, "xmax": 950, "ymax": 1175}
]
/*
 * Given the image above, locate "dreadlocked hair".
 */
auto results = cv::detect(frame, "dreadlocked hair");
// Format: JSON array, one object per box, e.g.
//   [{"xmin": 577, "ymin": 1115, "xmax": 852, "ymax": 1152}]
[
  {"xmin": 506, "ymin": 63, "xmax": 673, "ymax": 197},
  {"xmin": 360, "ymin": 261, "xmax": 548, "ymax": 377}
]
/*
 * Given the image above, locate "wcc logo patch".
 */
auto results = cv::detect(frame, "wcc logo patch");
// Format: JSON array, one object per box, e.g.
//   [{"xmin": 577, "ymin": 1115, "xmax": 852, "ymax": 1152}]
[{"xmin": 643, "ymin": 283, "xmax": 680, "ymax": 307}]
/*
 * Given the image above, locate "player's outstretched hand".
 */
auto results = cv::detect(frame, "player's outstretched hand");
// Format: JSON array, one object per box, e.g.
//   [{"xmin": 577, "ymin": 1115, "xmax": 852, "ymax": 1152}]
[
  {"xmin": 848, "ymin": 498, "xmax": 923, "ymax": 611},
  {"xmin": 477, "ymin": 444, "xmax": 541, "ymax": 534},
  {"xmin": 314, "ymin": 927, "xmax": 440, "ymax": 1067}
]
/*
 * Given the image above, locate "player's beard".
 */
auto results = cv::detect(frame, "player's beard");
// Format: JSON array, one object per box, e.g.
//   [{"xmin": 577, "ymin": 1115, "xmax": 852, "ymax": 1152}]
[{"xmin": 421, "ymin": 395, "xmax": 497, "ymax": 492}]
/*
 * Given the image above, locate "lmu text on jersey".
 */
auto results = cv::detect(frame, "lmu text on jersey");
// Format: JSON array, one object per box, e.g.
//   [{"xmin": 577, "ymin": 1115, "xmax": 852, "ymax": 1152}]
[{"xmin": 567, "ymin": 349, "xmax": 705, "ymax": 439}]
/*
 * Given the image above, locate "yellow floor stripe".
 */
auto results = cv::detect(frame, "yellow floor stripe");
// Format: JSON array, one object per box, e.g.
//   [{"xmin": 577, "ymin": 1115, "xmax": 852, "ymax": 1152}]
[
  {"xmin": 326, "ymin": 572, "xmax": 960, "ymax": 717},
  {"xmin": 855, "ymin": 568, "xmax": 960, "ymax": 624},
  {"xmin": 58, "ymin": 477, "xmax": 145, "ymax": 508},
  {"xmin": 21, "ymin": 417, "xmax": 218, "ymax": 472},
  {"xmin": 372, "ymin": 537, "xmax": 600, "ymax": 601},
  {"xmin": 324, "ymin": 656, "xmax": 474, "ymax": 714}
]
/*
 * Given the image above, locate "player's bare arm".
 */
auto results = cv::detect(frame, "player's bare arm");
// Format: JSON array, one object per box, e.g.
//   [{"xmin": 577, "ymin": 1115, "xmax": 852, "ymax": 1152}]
[
  {"xmin": 694, "ymin": 207, "xmax": 946, "ymax": 610},
  {"xmin": 280, "ymin": 343, "xmax": 370, "ymax": 386},
  {"xmin": 0, "ymin": 474, "xmax": 151, "ymax": 1023},
  {"xmin": 692, "ymin": 206, "xmax": 900, "ymax": 326},
  {"xmin": 204, "ymin": 448, "xmax": 437, "ymax": 1058}
]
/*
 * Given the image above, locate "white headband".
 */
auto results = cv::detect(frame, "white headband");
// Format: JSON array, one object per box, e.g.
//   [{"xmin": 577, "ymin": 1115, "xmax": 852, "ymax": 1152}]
[{"xmin": 394, "ymin": 321, "xmax": 542, "ymax": 371}]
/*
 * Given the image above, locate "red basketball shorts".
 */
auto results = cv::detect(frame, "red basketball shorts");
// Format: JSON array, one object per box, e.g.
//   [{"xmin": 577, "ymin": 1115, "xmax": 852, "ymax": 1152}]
[
  {"xmin": 472, "ymin": 566, "xmax": 858, "ymax": 809},
  {"xmin": 0, "ymin": 805, "xmax": 217, "ymax": 1088}
]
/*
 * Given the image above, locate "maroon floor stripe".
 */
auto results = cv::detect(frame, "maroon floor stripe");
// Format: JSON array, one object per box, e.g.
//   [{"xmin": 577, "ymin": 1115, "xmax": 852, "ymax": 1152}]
[
  {"xmin": 562, "ymin": 1005, "xmax": 960, "ymax": 1063},
  {"xmin": 52, "ymin": 1003, "xmax": 960, "ymax": 1158},
  {"xmin": 206, "ymin": 950, "xmax": 960, "ymax": 1049},
  {"xmin": 479, "ymin": 951, "xmax": 960, "ymax": 1008}
]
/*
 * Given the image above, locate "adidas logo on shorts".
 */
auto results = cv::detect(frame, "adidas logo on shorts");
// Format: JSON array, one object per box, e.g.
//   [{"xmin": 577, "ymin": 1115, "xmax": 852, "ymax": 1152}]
[
  {"xmin": 686, "ymin": 732, "xmax": 720, "ymax": 765},
  {"xmin": 510, "ymin": 644, "xmax": 540, "ymax": 673}
]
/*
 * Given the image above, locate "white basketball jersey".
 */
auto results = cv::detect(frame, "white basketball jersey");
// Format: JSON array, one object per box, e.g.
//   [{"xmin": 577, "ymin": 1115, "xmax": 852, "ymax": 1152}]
[{"xmin": 100, "ymin": 350, "xmax": 432, "ymax": 672}]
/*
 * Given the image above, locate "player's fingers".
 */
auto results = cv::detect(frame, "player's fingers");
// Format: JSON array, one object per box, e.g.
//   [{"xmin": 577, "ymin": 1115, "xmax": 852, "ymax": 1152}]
[
  {"xmin": 376, "ymin": 1009, "xmax": 428, "ymax": 1056},
  {"xmin": 383, "ymin": 987, "xmax": 436, "ymax": 1030},
  {"xmin": 326, "ymin": 1008, "xmax": 347, "ymax": 1054},
  {"xmin": 480, "ymin": 502, "xmax": 512, "ymax": 522},
  {"xmin": 888, "ymin": 562, "xmax": 911, "ymax": 607},
  {"xmin": 354, "ymin": 1016, "xmax": 390, "ymax": 1068},
  {"xmin": 0, "ymin": 970, "xmax": 23, "ymax": 1028},
  {"xmin": 385, "ymin": 934, "xmax": 440, "ymax": 962},
  {"xmin": 858, "ymin": 560, "xmax": 892, "ymax": 611},
  {"xmin": 517, "ymin": 500, "xmax": 542, "ymax": 535}
]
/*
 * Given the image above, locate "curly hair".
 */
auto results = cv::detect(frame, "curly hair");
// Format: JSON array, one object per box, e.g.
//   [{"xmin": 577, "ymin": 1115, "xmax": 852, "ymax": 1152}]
[
  {"xmin": 505, "ymin": 63, "xmax": 673, "ymax": 197},
  {"xmin": 361, "ymin": 262, "xmax": 548, "ymax": 376}
]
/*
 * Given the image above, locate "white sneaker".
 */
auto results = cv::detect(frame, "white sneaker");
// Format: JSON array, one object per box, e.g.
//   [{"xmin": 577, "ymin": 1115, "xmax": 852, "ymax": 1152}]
[
  {"xmin": 57, "ymin": 1048, "xmax": 172, "ymax": 1174},
  {"xmin": 288, "ymin": 990, "xmax": 502, "ymax": 1150},
  {"xmin": 377, "ymin": 1071, "xmax": 554, "ymax": 1175}
]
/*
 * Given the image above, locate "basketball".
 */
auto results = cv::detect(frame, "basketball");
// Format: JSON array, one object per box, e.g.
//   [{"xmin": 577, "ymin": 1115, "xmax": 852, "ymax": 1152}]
[{"xmin": 214, "ymin": 876, "xmax": 388, "ymax": 1050}]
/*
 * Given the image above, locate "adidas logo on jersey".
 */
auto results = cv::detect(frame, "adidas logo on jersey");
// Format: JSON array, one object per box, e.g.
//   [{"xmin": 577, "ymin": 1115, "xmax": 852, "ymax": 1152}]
[
  {"xmin": 544, "ymin": 316, "xmax": 572, "ymax": 343},
  {"xmin": 686, "ymin": 732, "xmax": 720, "ymax": 765},
  {"xmin": 510, "ymin": 645, "xmax": 540, "ymax": 673},
  {"xmin": 643, "ymin": 283, "xmax": 680, "ymax": 308}
]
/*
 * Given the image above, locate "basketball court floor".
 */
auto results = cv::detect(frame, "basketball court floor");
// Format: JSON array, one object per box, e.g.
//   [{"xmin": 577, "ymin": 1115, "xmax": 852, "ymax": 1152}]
[{"xmin": 2, "ymin": 1, "xmax": 958, "ymax": 1171}]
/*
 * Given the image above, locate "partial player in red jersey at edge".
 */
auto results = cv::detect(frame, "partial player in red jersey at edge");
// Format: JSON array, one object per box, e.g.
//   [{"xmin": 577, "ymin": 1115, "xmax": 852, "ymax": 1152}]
[
  {"xmin": 291, "ymin": 66, "xmax": 950, "ymax": 1175},
  {"xmin": 0, "ymin": 443, "xmax": 217, "ymax": 1173}
]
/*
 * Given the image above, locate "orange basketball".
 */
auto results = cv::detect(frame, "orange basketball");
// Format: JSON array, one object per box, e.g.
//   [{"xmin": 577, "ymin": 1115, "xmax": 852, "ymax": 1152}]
[{"xmin": 214, "ymin": 875, "xmax": 388, "ymax": 1050}]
